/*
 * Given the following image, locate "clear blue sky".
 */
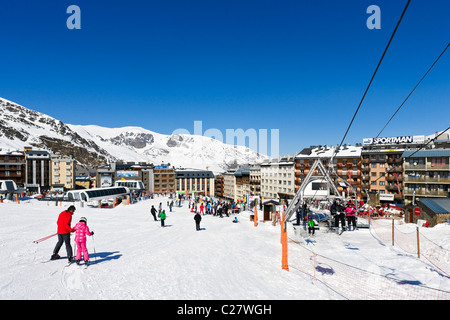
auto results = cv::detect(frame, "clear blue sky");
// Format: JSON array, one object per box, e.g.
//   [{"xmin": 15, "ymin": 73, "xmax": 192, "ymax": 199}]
[{"xmin": 0, "ymin": 0, "xmax": 449, "ymax": 156}]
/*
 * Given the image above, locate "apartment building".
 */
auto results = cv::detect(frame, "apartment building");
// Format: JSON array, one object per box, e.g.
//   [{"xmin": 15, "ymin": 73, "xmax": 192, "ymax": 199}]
[
  {"xmin": 260, "ymin": 155, "xmax": 296, "ymax": 200},
  {"xmin": 51, "ymin": 153, "xmax": 75, "ymax": 191},
  {"xmin": 0, "ymin": 149, "xmax": 26, "ymax": 186},
  {"xmin": 234, "ymin": 167, "xmax": 250, "ymax": 201},
  {"xmin": 361, "ymin": 135, "xmax": 429, "ymax": 203},
  {"xmin": 249, "ymin": 163, "xmax": 261, "ymax": 197},
  {"xmin": 223, "ymin": 169, "xmax": 236, "ymax": 200},
  {"xmin": 153, "ymin": 165, "xmax": 176, "ymax": 194},
  {"xmin": 295, "ymin": 146, "xmax": 361, "ymax": 200},
  {"xmin": 214, "ymin": 175, "xmax": 224, "ymax": 198},
  {"xmin": 403, "ymin": 149, "xmax": 450, "ymax": 204}
]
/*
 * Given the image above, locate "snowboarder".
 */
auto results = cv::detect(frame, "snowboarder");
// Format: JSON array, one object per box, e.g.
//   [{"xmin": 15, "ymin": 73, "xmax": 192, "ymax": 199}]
[
  {"xmin": 194, "ymin": 212, "xmax": 202, "ymax": 231},
  {"xmin": 51, "ymin": 205, "xmax": 76, "ymax": 262},
  {"xmin": 159, "ymin": 210, "xmax": 166, "ymax": 227},
  {"xmin": 73, "ymin": 217, "xmax": 94, "ymax": 265},
  {"xmin": 150, "ymin": 205, "xmax": 158, "ymax": 221}
]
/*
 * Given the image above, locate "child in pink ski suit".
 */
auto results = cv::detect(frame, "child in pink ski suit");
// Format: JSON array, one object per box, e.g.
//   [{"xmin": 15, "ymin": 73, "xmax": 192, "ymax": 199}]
[
  {"xmin": 74, "ymin": 217, "xmax": 94, "ymax": 265},
  {"xmin": 345, "ymin": 202, "xmax": 357, "ymax": 231}
]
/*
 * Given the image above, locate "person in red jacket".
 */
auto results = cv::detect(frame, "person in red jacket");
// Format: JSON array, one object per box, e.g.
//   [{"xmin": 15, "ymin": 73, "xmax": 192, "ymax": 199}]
[{"xmin": 51, "ymin": 205, "xmax": 76, "ymax": 262}]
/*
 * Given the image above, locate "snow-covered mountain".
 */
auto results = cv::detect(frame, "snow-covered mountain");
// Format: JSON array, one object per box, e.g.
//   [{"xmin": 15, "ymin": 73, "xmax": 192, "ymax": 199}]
[{"xmin": 0, "ymin": 97, "xmax": 269, "ymax": 172}]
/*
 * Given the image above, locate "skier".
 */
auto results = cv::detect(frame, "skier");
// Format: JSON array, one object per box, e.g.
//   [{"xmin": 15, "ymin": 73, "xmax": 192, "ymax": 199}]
[
  {"xmin": 194, "ymin": 212, "xmax": 202, "ymax": 231},
  {"xmin": 51, "ymin": 205, "xmax": 76, "ymax": 262},
  {"xmin": 232, "ymin": 217, "xmax": 238, "ymax": 223},
  {"xmin": 150, "ymin": 205, "xmax": 158, "ymax": 221},
  {"xmin": 345, "ymin": 201, "xmax": 357, "ymax": 230},
  {"xmin": 74, "ymin": 217, "xmax": 94, "ymax": 265},
  {"xmin": 199, "ymin": 203, "xmax": 204, "ymax": 215},
  {"xmin": 334, "ymin": 199, "xmax": 346, "ymax": 231},
  {"xmin": 159, "ymin": 210, "xmax": 166, "ymax": 227},
  {"xmin": 307, "ymin": 217, "xmax": 316, "ymax": 235}
]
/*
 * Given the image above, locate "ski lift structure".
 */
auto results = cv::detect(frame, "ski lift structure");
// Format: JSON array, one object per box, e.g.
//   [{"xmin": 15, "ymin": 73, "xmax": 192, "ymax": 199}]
[{"xmin": 284, "ymin": 157, "xmax": 358, "ymax": 222}]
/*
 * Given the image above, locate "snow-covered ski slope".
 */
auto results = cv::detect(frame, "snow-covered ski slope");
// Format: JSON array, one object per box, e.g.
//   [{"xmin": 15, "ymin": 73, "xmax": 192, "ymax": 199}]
[{"xmin": 0, "ymin": 197, "xmax": 449, "ymax": 300}]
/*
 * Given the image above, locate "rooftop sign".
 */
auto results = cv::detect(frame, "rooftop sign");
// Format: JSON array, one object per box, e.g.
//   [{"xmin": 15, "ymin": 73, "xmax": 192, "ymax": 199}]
[{"xmin": 363, "ymin": 135, "xmax": 425, "ymax": 145}]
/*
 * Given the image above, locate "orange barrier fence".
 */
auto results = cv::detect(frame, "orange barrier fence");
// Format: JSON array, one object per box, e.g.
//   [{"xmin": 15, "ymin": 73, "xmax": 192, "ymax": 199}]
[
  {"xmin": 370, "ymin": 219, "xmax": 450, "ymax": 276},
  {"xmin": 287, "ymin": 240, "xmax": 450, "ymax": 300}
]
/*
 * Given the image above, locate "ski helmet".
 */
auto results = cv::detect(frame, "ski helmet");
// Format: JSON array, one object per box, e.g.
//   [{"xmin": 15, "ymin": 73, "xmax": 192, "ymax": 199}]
[{"xmin": 80, "ymin": 217, "xmax": 87, "ymax": 223}]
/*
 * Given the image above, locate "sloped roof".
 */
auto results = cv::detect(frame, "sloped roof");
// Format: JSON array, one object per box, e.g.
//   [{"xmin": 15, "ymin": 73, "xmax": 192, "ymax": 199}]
[{"xmin": 420, "ymin": 198, "xmax": 450, "ymax": 214}]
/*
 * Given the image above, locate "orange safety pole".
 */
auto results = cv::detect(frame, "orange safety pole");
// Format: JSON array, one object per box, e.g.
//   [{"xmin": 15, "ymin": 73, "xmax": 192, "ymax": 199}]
[
  {"xmin": 392, "ymin": 218, "xmax": 395, "ymax": 247},
  {"xmin": 254, "ymin": 207, "xmax": 258, "ymax": 227},
  {"xmin": 416, "ymin": 226, "xmax": 420, "ymax": 259},
  {"xmin": 281, "ymin": 211, "xmax": 289, "ymax": 271}
]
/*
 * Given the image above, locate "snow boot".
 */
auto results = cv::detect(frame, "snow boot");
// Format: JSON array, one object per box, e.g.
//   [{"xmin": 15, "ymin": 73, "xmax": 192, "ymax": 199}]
[
  {"xmin": 76, "ymin": 260, "xmax": 81, "ymax": 265},
  {"xmin": 84, "ymin": 260, "xmax": 89, "ymax": 266}
]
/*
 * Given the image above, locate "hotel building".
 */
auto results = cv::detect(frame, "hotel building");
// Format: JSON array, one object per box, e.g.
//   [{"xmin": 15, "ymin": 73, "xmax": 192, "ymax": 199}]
[
  {"xmin": 361, "ymin": 135, "xmax": 430, "ymax": 203},
  {"xmin": 175, "ymin": 169, "xmax": 215, "ymax": 197}
]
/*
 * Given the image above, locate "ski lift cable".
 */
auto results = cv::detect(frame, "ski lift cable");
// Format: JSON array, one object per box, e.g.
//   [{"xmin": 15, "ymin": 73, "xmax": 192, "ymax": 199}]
[
  {"xmin": 375, "ymin": 42, "xmax": 450, "ymax": 139},
  {"xmin": 330, "ymin": 0, "xmax": 411, "ymax": 165}
]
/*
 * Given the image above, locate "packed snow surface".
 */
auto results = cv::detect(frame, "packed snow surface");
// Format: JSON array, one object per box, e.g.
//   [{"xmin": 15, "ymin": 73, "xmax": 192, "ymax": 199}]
[{"xmin": 0, "ymin": 197, "xmax": 449, "ymax": 300}]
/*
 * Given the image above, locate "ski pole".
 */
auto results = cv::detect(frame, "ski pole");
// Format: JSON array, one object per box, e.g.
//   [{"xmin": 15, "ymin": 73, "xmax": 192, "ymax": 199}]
[
  {"xmin": 33, "ymin": 233, "xmax": 57, "ymax": 244},
  {"xmin": 92, "ymin": 234, "xmax": 97, "ymax": 263}
]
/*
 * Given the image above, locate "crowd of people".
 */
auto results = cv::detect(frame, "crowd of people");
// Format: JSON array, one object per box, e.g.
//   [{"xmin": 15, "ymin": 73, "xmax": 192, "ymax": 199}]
[{"xmin": 148, "ymin": 194, "xmax": 242, "ymax": 231}]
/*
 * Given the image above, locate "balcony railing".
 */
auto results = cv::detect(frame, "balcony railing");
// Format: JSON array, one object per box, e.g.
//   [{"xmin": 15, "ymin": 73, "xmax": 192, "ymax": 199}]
[
  {"xmin": 404, "ymin": 176, "xmax": 450, "ymax": 183},
  {"xmin": 404, "ymin": 163, "xmax": 450, "ymax": 170},
  {"xmin": 404, "ymin": 190, "xmax": 448, "ymax": 197}
]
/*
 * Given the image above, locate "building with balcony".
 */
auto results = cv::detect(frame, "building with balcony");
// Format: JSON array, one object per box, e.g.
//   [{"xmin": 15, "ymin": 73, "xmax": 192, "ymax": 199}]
[
  {"xmin": 51, "ymin": 153, "xmax": 75, "ymax": 191},
  {"xmin": 223, "ymin": 169, "xmax": 236, "ymax": 200},
  {"xmin": 361, "ymin": 135, "xmax": 430, "ymax": 203},
  {"xmin": 402, "ymin": 149, "xmax": 450, "ymax": 204},
  {"xmin": 249, "ymin": 163, "xmax": 261, "ymax": 197},
  {"xmin": 214, "ymin": 175, "xmax": 224, "ymax": 198},
  {"xmin": 0, "ymin": 149, "xmax": 26, "ymax": 187},
  {"xmin": 295, "ymin": 146, "xmax": 361, "ymax": 200},
  {"xmin": 261, "ymin": 155, "xmax": 295, "ymax": 200},
  {"xmin": 234, "ymin": 167, "xmax": 250, "ymax": 201}
]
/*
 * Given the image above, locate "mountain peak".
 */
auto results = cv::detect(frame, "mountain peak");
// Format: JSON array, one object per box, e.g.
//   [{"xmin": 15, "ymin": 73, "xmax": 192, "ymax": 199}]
[{"xmin": 0, "ymin": 98, "xmax": 269, "ymax": 172}]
